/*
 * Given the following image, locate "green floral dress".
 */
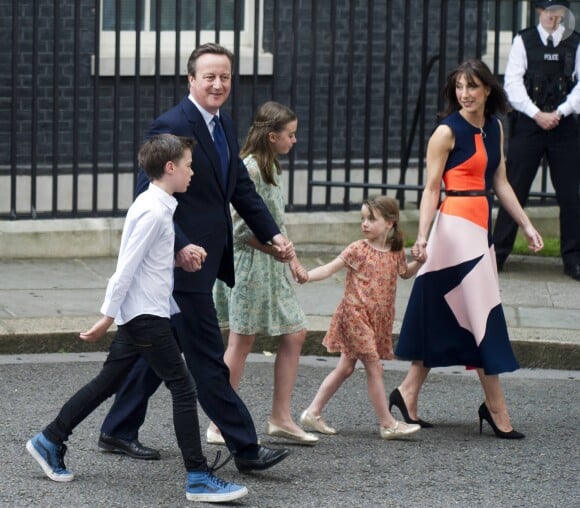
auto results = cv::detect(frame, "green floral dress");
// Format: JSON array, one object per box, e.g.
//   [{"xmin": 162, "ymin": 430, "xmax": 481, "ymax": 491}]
[{"xmin": 213, "ymin": 155, "xmax": 307, "ymax": 336}]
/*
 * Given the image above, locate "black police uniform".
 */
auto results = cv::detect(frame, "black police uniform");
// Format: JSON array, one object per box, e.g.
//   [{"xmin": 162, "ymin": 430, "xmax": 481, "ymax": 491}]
[{"xmin": 493, "ymin": 27, "xmax": 580, "ymax": 278}]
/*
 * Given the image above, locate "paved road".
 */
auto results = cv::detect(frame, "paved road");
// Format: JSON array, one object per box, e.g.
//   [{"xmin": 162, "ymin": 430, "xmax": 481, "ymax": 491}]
[{"xmin": 1, "ymin": 353, "xmax": 578, "ymax": 507}]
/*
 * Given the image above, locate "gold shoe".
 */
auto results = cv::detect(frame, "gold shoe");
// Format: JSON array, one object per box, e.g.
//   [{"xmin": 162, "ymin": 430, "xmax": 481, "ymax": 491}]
[
  {"xmin": 266, "ymin": 421, "xmax": 319, "ymax": 445},
  {"xmin": 206, "ymin": 426, "xmax": 226, "ymax": 445},
  {"xmin": 380, "ymin": 421, "xmax": 421, "ymax": 440},
  {"xmin": 300, "ymin": 410, "xmax": 337, "ymax": 435}
]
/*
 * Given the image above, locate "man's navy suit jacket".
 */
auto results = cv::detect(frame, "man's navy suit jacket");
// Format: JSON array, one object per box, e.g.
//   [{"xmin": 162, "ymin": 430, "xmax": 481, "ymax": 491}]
[{"xmin": 136, "ymin": 96, "xmax": 280, "ymax": 293}]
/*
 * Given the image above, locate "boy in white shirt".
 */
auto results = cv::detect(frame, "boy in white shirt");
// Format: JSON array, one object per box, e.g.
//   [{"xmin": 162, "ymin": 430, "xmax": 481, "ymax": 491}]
[{"xmin": 26, "ymin": 134, "xmax": 248, "ymax": 503}]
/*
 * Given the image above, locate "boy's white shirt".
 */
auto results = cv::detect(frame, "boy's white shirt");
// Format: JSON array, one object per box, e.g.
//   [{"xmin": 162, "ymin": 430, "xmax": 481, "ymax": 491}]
[{"xmin": 101, "ymin": 183, "xmax": 180, "ymax": 325}]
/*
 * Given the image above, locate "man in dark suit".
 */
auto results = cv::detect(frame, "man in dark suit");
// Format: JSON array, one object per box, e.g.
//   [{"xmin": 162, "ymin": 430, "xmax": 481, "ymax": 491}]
[{"xmin": 97, "ymin": 43, "xmax": 291, "ymax": 473}]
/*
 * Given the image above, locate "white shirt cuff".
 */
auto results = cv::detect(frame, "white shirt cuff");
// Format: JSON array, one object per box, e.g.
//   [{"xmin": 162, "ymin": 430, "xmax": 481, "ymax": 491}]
[
  {"xmin": 557, "ymin": 104, "xmax": 572, "ymax": 117},
  {"xmin": 523, "ymin": 103, "xmax": 540, "ymax": 119}
]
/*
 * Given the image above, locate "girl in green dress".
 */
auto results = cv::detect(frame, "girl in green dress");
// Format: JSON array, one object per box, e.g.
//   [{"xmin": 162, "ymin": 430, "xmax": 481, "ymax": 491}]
[{"xmin": 209, "ymin": 102, "xmax": 317, "ymax": 446}]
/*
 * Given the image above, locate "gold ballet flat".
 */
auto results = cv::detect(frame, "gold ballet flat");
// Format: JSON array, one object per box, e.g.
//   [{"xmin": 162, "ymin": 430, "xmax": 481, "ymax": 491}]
[
  {"xmin": 300, "ymin": 410, "xmax": 337, "ymax": 435},
  {"xmin": 206, "ymin": 426, "xmax": 226, "ymax": 445},
  {"xmin": 266, "ymin": 421, "xmax": 319, "ymax": 445},
  {"xmin": 380, "ymin": 421, "xmax": 421, "ymax": 440}
]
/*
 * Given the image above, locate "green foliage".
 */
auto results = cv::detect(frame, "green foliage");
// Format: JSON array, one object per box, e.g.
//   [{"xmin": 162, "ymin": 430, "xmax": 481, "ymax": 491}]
[{"xmin": 512, "ymin": 236, "xmax": 559, "ymax": 257}]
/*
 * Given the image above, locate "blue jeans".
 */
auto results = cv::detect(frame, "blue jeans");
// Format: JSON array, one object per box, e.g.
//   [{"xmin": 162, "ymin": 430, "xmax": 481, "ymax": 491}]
[{"xmin": 43, "ymin": 314, "xmax": 206, "ymax": 472}]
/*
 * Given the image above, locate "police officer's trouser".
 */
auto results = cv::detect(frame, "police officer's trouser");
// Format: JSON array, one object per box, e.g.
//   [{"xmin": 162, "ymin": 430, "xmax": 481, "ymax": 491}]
[{"xmin": 493, "ymin": 113, "xmax": 580, "ymax": 268}]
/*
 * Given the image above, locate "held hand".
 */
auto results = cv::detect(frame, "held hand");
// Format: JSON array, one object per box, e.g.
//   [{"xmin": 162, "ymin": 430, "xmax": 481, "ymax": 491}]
[
  {"xmin": 175, "ymin": 244, "xmax": 207, "ymax": 272},
  {"xmin": 271, "ymin": 234, "xmax": 295, "ymax": 263},
  {"xmin": 411, "ymin": 240, "xmax": 428, "ymax": 263},
  {"xmin": 522, "ymin": 224, "xmax": 544, "ymax": 253},
  {"xmin": 80, "ymin": 316, "xmax": 114, "ymax": 343},
  {"xmin": 533, "ymin": 111, "xmax": 560, "ymax": 131},
  {"xmin": 290, "ymin": 262, "xmax": 309, "ymax": 283}
]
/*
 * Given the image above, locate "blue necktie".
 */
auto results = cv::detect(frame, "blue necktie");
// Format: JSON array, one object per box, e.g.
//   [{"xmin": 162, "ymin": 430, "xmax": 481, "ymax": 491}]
[{"xmin": 212, "ymin": 116, "xmax": 229, "ymax": 187}]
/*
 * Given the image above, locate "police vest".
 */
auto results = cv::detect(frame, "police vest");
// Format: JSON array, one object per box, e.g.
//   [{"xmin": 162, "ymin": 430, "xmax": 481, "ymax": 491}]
[{"xmin": 520, "ymin": 27, "xmax": 579, "ymax": 111}]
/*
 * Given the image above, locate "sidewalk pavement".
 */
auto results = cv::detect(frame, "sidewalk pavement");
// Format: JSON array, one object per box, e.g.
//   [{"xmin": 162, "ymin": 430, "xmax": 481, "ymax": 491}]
[{"xmin": 0, "ymin": 251, "xmax": 578, "ymax": 369}]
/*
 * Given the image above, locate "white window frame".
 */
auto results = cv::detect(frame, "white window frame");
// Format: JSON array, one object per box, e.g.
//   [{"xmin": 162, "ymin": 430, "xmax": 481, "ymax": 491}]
[{"xmin": 93, "ymin": 0, "xmax": 273, "ymax": 76}]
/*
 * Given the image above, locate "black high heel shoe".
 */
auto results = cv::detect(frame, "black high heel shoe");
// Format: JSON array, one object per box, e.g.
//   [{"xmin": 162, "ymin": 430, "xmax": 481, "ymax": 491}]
[
  {"xmin": 388, "ymin": 388, "xmax": 433, "ymax": 428},
  {"xmin": 478, "ymin": 402, "xmax": 525, "ymax": 439}
]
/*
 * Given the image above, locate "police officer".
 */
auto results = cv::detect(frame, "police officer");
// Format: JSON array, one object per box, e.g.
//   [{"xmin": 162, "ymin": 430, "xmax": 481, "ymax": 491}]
[{"xmin": 493, "ymin": 0, "xmax": 580, "ymax": 280}]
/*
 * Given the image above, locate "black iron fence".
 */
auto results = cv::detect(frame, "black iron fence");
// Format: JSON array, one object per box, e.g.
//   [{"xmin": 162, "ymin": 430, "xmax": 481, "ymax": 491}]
[{"xmin": 2, "ymin": 0, "xmax": 576, "ymax": 220}]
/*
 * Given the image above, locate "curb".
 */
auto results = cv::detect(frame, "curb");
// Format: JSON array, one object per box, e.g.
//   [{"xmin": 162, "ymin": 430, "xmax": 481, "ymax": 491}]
[{"xmin": 1, "ymin": 320, "xmax": 578, "ymax": 371}]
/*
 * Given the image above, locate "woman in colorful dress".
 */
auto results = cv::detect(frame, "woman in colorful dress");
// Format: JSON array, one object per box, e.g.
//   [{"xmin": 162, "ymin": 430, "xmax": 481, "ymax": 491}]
[{"xmin": 390, "ymin": 59, "xmax": 544, "ymax": 439}]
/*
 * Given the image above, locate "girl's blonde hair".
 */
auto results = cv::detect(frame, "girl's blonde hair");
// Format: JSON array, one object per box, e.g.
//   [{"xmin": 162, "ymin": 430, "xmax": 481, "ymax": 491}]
[
  {"xmin": 362, "ymin": 195, "xmax": 404, "ymax": 252},
  {"xmin": 240, "ymin": 101, "xmax": 297, "ymax": 185}
]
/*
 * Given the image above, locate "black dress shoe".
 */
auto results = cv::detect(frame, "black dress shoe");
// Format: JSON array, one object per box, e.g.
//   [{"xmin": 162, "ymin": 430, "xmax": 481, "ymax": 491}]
[
  {"xmin": 564, "ymin": 264, "xmax": 580, "ymax": 281},
  {"xmin": 234, "ymin": 445, "xmax": 290, "ymax": 473},
  {"xmin": 98, "ymin": 432, "xmax": 160, "ymax": 460}
]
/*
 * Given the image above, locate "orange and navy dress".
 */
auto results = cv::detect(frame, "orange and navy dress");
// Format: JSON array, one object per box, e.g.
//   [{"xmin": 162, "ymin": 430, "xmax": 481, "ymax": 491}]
[{"xmin": 395, "ymin": 112, "xmax": 519, "ymax": 374}]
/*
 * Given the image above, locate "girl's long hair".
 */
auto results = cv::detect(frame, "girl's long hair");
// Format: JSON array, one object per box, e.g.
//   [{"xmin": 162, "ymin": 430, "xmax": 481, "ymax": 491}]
[
  {"xmin": 362, "ymin": 195, "xmax": 404, "ymax": 252},
  {"xmin": 240, "ymin": 101, "xmax": 297, "ymax": 185}
]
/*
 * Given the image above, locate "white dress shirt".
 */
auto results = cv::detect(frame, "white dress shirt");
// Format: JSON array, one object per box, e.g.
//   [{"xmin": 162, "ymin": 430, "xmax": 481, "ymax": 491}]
[
  {"xmin": 101, "ymin": 183, "xmax": 179, "ymax": 325},
  {"xmin": 188, "ymin": 94, "xmax": 220, "ymax": 139},
  {"xmin": 504, "ymin": 24, "xmax": 580, "ymax": 118}
]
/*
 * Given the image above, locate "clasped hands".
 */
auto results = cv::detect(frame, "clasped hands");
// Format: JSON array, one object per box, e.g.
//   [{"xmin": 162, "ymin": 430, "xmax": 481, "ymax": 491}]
[
  {"xmin": 175, "ymin": 244, "xmax": 208, "ymax": 272},
  {"xmin": 411, "ymin": 239, "xmax": 428, "ymax": 263},
  {"xmin": 534, "ymin": 111, "xmax": 561, "ymax": 131},
  {"xmin": 290, "ymin": 262, "xmax": 309, "ymax": 284},
  {"xmin": 270, "ymin": 234, "xmax": 295, "ymax": 262},
  {"xmin": 270, "ymin": 234, "xmax": 311, "ymax": 283}
]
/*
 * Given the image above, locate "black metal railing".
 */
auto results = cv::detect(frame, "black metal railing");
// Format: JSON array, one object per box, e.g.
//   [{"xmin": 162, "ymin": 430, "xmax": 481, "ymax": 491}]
[{"xmin": 2, "ymin": 0, "xmax": 572, "ymax": 220}]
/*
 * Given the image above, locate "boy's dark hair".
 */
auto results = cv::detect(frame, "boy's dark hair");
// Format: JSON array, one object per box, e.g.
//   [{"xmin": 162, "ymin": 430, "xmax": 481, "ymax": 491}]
[{"xmin": 138, "ymin": 134, "xmax": 195, "ymax": 181}]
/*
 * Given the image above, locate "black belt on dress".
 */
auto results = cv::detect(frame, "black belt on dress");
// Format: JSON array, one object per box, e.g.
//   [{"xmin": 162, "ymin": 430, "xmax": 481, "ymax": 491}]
[{"xmin": 445, "ymin": 189, "xmax": 492, "ymax": 197}]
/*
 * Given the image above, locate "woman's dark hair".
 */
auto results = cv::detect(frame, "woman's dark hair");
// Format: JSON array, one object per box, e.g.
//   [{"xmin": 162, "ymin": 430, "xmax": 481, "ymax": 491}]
[{"xmin": 439, "ymin": 59, "xmax": 509, "ymax": 118}]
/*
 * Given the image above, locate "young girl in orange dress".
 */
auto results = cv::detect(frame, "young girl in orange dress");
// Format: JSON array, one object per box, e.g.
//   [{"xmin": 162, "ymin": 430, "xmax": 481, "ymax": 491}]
[{"xmin": 297, "ymin": 195, "xmax": 422, "ymax": 440}]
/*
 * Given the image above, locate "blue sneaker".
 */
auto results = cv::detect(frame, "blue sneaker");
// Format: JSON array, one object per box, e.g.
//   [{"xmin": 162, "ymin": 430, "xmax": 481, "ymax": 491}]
[
  {"xmin": 186, "ymin": 470, "xmax": 248, "ymax": 502},
  {"xmin": 26, "ymin": 432, "xmax": 74, "ymax": 482}
]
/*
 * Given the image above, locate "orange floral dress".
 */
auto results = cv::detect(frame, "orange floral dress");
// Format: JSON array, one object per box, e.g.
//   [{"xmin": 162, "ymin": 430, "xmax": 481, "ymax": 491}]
[{"xmin": 322, "ymin": 239, "xmax": 407, "ymax": 361}]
